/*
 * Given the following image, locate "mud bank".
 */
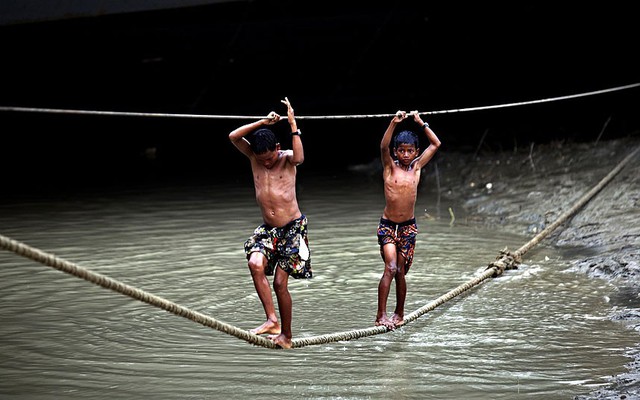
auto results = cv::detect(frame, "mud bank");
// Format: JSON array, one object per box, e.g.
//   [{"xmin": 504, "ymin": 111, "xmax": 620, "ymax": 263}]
[{"xmin": 432, "ymin": 135, "xmax": 640, "ymax": 399}]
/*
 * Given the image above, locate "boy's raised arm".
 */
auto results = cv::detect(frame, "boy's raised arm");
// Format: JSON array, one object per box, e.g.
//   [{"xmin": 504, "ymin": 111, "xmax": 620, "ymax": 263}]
[
  {"xmin": 281, "ymin": 97, "xmax": 304, "ymax": 166},
  {"xmin": 229, "ymin": 112, "xmax": 280, "ymax": 158},
  {"xmin": 412, "ymin": 111, "xmax": 441, "ymax": 170},
  {"xmin": 381, "ymin": 111, "xmax": 406, "ymax": 167}
]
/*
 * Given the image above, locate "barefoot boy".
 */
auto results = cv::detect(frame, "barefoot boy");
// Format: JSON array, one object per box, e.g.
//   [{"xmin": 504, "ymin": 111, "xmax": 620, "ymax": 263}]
[
  {"xmin": 229, "ymin": 97, "xmax": 311, "ymax": 349},
  {"xmin": 375, "ymin": 110, "xmax": 441, "ymax": 330}
]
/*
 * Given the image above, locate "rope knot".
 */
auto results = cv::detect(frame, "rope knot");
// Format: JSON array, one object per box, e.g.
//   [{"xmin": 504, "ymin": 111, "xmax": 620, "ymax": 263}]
[{"xmin": 486, "ymin": 247, "xmax": 522, "ymax": 277}]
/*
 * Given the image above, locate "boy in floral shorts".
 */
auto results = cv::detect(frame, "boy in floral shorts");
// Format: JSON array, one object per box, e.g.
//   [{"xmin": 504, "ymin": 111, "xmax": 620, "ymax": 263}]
[{"xmin": 229, "ymin": 97, "xmax": 311, "ymax": 349}]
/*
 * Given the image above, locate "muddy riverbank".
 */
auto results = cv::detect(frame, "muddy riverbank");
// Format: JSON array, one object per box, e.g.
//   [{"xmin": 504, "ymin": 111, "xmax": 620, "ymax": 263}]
[{"xmin": 432, "ymin": 135, "xmax": 640, "ymax": 399}]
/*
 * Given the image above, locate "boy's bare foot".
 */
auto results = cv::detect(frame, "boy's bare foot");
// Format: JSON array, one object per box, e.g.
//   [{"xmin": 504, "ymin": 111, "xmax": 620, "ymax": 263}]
[
  {"xmin": 375, "ymin": 316, "xmax": 396, "ymax": 330},
  {"xmin": 391, "ymin": 313, "xmax": 405, "ymax": 327},
  {"xmin": 268, "ymin": 333, "xmax": 292, "ymax": 349},
  {"xmin": 250, "ymin": 320, "xmax": 281, "ymax": 335}
]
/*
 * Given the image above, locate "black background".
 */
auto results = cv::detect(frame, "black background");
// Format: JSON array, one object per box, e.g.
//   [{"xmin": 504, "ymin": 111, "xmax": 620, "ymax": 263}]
[{"xmin": 1, "ymin": 1, "xmax": 638, "ymax": 192}]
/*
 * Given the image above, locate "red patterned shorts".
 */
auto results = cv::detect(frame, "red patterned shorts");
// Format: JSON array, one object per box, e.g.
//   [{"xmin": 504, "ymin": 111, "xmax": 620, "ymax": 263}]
[{"xmin": 377, "ymin": 217, "xmax": 418, "ymax": 274}]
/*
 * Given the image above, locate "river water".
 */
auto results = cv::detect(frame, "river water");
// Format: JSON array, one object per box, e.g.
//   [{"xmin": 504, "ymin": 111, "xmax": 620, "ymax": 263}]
[{"xmin": 0, "ymin": 174, "xmax": 637, "ymax": 399}]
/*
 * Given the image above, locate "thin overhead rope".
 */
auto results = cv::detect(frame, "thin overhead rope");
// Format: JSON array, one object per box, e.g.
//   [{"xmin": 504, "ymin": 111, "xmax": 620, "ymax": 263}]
[
  {"xmin": 0, "ymin": 82, "xmax": 638, "ymax": 120},
  {"xmin": 424, "ymin": 82, "xmax": 640, "ymax": 116},
  {"xmin": 1, "ymin": 144, "xmax": 637, "ymax": 349}
]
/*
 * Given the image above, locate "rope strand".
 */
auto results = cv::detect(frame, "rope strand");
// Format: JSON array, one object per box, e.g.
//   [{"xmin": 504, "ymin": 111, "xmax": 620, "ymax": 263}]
[
  {"xmin": 1, "ymin": 82, "xmax": 638, "ymax": 120},
  {"xmin": 0, "ymin": 235, "xmax": 277, "ymax": 349}
]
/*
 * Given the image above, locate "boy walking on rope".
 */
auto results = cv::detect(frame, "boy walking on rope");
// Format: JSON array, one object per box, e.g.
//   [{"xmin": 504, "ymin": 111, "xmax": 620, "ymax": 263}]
[
  {"xmin": 229, "ymin": 97, "xmax": 311, "ymax": 349},
  {"xmin": 375, "ymin": 110, "xmax": 441, "ymax": 330}
]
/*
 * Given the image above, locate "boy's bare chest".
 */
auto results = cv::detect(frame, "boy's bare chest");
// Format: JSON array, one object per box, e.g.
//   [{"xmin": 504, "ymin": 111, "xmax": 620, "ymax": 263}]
[{"xmin": 386, "ymin": 168, "xmax": 420, "ymax": 187}]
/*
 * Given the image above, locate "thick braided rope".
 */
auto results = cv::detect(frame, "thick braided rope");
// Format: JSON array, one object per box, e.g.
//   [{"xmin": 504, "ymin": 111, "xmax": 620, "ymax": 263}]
[
  {"xmin": 403, "ymin": 268, "xmax": 496, "ymax": 324},
  {"xmin": 0, "ymin": 235, "xmax": 277, "ymax": 349},
  {"xmin": 291, "ymin": 268, "xmax": 496, "ymax": 348},
  {"xmin": 513, "ymin": 145, "xmax": 640, "ymax": 260},
  {"xmin": 0, "ymin": 230, "xmax": 495, "ymax": 349}
]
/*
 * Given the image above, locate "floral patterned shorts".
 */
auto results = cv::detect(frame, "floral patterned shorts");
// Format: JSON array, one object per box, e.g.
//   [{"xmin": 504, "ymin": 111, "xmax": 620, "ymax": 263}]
[{"xmin": 244, "ymin": 215, "xmax": 312, "ymax": 279}]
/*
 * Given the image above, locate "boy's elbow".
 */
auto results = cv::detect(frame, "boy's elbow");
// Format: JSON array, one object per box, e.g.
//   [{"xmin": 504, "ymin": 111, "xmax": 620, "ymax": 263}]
[{"xmin": 293, "ymin": 155, "xmax": 304, "ymax": 165}]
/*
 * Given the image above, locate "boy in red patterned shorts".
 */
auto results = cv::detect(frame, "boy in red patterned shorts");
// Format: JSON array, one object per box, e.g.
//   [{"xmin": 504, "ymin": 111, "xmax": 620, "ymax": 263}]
[{"xmin": 376, "ymin": 110, "xmax": 441, "ymax": 330}]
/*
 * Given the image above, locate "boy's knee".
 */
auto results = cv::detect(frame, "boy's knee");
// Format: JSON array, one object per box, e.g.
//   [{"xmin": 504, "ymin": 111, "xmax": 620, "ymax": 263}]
[
  {"xmin": 385, "ymin": 261, "xmax": 398, "ymax": 275},
  {"xmin": 273, "ymin": 276, "xmax": 288, "ymax": 293},
  {"xmin": 247, "ymin": 254, "xmax": 266, "ymax": 274}
]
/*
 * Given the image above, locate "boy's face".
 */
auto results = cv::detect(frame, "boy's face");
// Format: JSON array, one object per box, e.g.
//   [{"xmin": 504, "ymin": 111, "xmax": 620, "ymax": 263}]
[
  {"xmin": 255, "ymin": 145, "xmax": 280, "ymax": 169},
  {"xmin": 394, "ymin": 143, "xmax": 419, "ymax": 166}
]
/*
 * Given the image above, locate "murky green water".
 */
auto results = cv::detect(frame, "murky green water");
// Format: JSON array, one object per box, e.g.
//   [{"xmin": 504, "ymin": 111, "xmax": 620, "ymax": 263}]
[{"xmin": 0, "ymin": 175, "xmax": 637, "ymax": 399}]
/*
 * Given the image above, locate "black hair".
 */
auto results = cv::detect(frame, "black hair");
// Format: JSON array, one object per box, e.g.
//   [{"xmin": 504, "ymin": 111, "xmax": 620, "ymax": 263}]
[
  {"xmin": 394, "ymin": 130, "xmax": 419, "ymax": 148},
  {"xmin": 249, "ymin": 128, "xmax": 278, "ymax": 154}
]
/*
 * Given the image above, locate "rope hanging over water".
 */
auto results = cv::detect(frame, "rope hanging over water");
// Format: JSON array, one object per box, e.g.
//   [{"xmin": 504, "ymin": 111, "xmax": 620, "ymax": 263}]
[
  {"xmin": 1, "ymin": 145, "xmax": 637, "ymax": 348},
  {"xmin": 0, "ymin": 82, "xmax": 638, "ymax": 120}
]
